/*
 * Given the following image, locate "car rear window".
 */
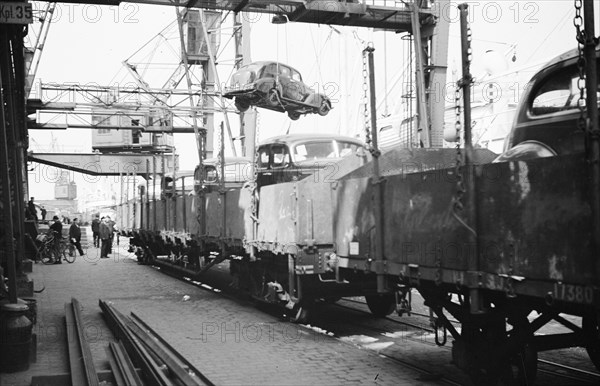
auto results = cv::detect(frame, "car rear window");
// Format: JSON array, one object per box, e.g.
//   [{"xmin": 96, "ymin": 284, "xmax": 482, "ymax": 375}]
[
  {"xmin": 293, "ymin": 140, "xmax": 361, "ymax": 161},
  {"xmin": 530, "ymin": 62, "xmax": 600, "ymax": 116}
]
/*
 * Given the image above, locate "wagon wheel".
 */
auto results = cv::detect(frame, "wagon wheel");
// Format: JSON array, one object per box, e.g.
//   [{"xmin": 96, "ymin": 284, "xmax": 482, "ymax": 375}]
[
  {"xmin": 289, "ymin": 302, "xmax": 311, "ymax": 324},
  {"xmin": 288, "ymin": 111, "xmax": 301, "ymax": 121},
  {"xmin": 267, "ymin": 88, "xmax": 281, "ymax": 107},
  {"xmin": 365, "ymin": 294, "xmax": 396, "ymax": 317},
  {"xmin": 235, "ymin": 98, "xmax": 250, "ymax": 112},
  {"xmin": 583, "ymin": 311, "xmax": 600, "ymax": 371},
  {"xmin": 499, "ymin": 338, "xmax": 537, "ymax": 386},
  {"xmin": 317, "ymin": 99, "xmax": 331, "ymax": 116},
  {"xmin": 464, "ymin": 321, "xmax": 537, "ymax": 386}
]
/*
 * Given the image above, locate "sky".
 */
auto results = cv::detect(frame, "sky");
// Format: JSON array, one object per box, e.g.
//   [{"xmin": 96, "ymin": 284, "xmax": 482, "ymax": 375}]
[{"xmin": 25, "ymin": 0, "xmax": 599, "ymax": 202}]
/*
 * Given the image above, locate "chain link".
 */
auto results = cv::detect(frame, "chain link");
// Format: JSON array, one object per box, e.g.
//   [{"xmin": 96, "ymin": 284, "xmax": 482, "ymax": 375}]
[
  {"xmin": 250, "ymin": 108, "xmax": 260, "ymax": 223},
  {"xmin": 573, "ymin": 0, "xmax": 587, "ymax": 135},
  {"xmin": 453, "ymin": 84, "xmax": 465, "ymax": 214},
  {"xmin": 216, "ymin": 122, "xmax": 222, "ymax": 183},
  {"xmin": 362, "ymin": 46, "xmax": 371, "ymax": 147},
  {"xmin": 451, "ymin": 19, "xmax": 476, "ymax": 236}
]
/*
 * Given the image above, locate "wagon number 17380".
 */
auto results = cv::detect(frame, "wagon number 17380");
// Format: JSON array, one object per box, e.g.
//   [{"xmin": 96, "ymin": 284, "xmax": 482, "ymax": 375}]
[{"xmin": 554, "ymin": 282, "xmax": 594, "ymax": 304}]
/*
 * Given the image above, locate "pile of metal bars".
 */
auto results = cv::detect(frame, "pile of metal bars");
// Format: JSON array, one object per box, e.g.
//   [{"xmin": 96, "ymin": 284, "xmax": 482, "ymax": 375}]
[{"xmin": 99, "ymin": 299, "xmax": 213, "ymax": 386}]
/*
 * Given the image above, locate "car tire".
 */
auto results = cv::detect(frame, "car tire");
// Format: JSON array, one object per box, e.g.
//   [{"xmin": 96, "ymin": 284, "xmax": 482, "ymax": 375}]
[
  {"xmin": 317, "ymin": 99, "xmax": 331, "ymax": 116},
  {"xmin": 288, "ymin": 111, "xmax": 301, "ymax": 121},
  {"xmin": 267, "ymin": 88, "xmax": 281, "ymax": 107},
  {"xmin": 235, "ymin": 98, "xmax": 250, "ymax": 112}
]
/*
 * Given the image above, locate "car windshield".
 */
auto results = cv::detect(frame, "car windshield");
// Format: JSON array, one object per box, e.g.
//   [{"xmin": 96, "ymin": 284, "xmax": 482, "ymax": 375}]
[{"xmin": 292, "ymin": 140, "xmax": 362, "ymax": 161}]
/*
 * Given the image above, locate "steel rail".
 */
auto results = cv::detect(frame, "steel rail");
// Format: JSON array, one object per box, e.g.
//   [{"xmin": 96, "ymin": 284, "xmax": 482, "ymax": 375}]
[
  {"xmin": 105, "ymin": 341, "xmax": 144, "ymax": 386},
  {"xmin": 99, "ymin": 300, "xmax": 173, "ymax": 386},
  {"xmin": 127, "ymin": 314, "xmax": 213, "ymax": 386},
  {"xmin": 538, "ymin": 358, "xmax": 600, "ymax": 378},
  {"xmin": 65, "ymin": 298, "xmax": 100, "ymax": 386},
  {"xmin": 339, "ymin": 297, "xmax": 600, "ymax": 384}
]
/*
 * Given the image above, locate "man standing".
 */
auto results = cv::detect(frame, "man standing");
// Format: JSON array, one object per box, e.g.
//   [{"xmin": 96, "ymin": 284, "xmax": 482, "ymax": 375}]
[
  {"xmin": 91, "ymin": 214, "xmax": 100, "ymax": 248},
  {"xmin": 106, "ymin": 215, "xmax": 115, "ymax": 255},
  {"xmin": 69, "ymin": 218, "xmax": 85, "ymax": 257},
  {"xmin": 27, "ymin": 197, "xmax": 38, "ymax": 222},
  {"xmin": 40, "ymin": 206, "xmax": 47, "ymax": 222},
  {"xmin": 49, "ymin": 215, "xmax": 63, "ymax": 264},
  {"xmin": 99, "ymin": 216, "xmax": 111, "ymax": 259}
]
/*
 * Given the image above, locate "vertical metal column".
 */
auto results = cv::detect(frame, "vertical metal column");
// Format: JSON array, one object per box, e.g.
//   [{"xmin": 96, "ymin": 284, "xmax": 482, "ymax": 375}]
[
  {"xmin": 0, "ymin": 30, "xmax": 18, "ymax": 303},
  {"xmin": 146, "ymin": 159, "xmax": 150, "ymax": 230},
  {"xmin": 9, "ymin": 29, "xmax": 27, "ymax": 267},
  {"xmin": 459, "ymin": 3, "xmax": 483, "ymax": 314},
  {"xmin": 1, "ymin": 26, "xmax": 26, "ymax": 277},
  {"xmin": 119, "ymin": 172, "xmax": 123, "ymax": 228},
  {"xmin": 153, "ymin": 156, "xmax": 157, "ymax": 231},
  {"xmin": 172, "ymin": 150, "xmax": 177, "ymax": 231},
  {"xmin": 410, "ymin": 2, "xmax": 431, "ymax": 148},
  {"xmin": 162, "ymin": 155, "xmax": 166, "ymax": 230},
  {"xmin": 132, "ymin": 171, "xmax": 137, "ymax": 230},
  {"xmin": 365, "ymin": 47, "xmax": 387, "ymax": 294},
  {"xmin": 220, "ymin": 122, "xmax": 226, "ymax": 255},
  {"xmin": 582, "ymin": 1, "xmax": 600, "ymax": 279},
  {"xmin": 125, "ymin": 173, "xmax": 130, "ymax": 229},
  {"xmin": 181, "ymin": 176, "xmax": 187, "ymax": 233},
  {"xmin": 139, "ymin": 175, "xmax": 143, "ymax": 231},
  {"xmin": 199, "ymin": 9, "xmax": 237, "ymax": 157}
]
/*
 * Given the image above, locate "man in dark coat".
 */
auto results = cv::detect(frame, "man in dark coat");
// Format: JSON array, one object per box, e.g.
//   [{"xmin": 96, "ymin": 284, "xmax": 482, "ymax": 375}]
[
  {"xmin": 91, "ymin": 214, "xmax": 101, "ymax": 248},
  {"xmin": 99, "ymin": 217, "xmax": 111, "ymax": 259},
  {"xmin": 49, "ymin": 215, "xmax": 63, "ymax": 264},
  {"xmin": 27, "ymin": 197, "xmax": 38, "ymax": 222},
  {"xmin": 106, "ymin": 215, "xmax": 115, "ymax": 254},
  {"xmin": 40, "ymin": 206, "xmax": 47, "ymax": 222},
  {"xmin": 69, "ymin": 218, "xmax": 84, "ymax": 256}
]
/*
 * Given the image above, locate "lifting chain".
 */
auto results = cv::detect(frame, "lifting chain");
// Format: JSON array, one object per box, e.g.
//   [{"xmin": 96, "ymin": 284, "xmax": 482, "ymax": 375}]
[
  {"xmin": 573, "ymin": 0, "xmax": 588, "ymax": 137},
  {"xmin": 250, "ymin": 108, "xmax": 260, "ymax": 224},
  {"xmin": 452, "ymin": 84, "xmax": 465, "ymax": 215},
  {"xmin": 451, "ymin": 20, "xmax": 476, "ymax": 236},
  {"xmin": 216, "ymin": 122, "xmax": 222, "ymax": 184},
  {"xmin": 362, "ymin": 45, "xmax": 372, "ymax": 147}
]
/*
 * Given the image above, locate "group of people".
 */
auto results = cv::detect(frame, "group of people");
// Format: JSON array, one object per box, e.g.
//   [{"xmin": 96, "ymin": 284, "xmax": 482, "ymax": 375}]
[
  {"xmin": 91, "ymin": 214, "xmax": 116, "ymax": 259},
  {"xmin": 48, "ymin": 214, "xmax": 85, "ymax": 264}
]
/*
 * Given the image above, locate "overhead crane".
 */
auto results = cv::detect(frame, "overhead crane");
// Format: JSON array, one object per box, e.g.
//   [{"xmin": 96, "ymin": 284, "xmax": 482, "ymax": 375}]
[{"xmin": 1, "ymin": 0, "xmax": 449, "ymax": 306}]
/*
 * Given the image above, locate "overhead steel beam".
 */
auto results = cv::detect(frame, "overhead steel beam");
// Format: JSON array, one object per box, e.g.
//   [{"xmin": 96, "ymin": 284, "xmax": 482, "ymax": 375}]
[
  {"xmin": 28, "ymin": 152, "xmax": 178, "ymax": 176},
  {"xmin": 28, "ymin": 122, "xmax": 199, "ymax": 133},
  {"xmin": 43, "ymin": 0, "xmax": 431, "ymax": 32}
]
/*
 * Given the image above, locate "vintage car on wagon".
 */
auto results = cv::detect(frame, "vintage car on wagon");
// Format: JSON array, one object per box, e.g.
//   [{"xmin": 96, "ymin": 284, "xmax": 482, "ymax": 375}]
[
  {"xmin": 256, "ymin": 133, "xmax": 367, "ymax": 186},
  {"xmin": 223, "ymin": 61, "xmax": 332, "ymax": 120},
  {"xmin": 495, "ymin": 46, "xmax": 600, "ymax": 162}
]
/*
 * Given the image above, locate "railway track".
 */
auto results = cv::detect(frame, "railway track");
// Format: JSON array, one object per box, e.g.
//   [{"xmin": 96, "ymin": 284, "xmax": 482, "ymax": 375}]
[
  {"xmin": 142, "ymin": 255, "xmax": 600, "ymax": 385},
  {"xmin": 146, "ymin": 258, "xmax": 465, "ymax": 385},
  {"xmin": 335, "ymin": 297, "xmax": 600, "ymax": 386}
]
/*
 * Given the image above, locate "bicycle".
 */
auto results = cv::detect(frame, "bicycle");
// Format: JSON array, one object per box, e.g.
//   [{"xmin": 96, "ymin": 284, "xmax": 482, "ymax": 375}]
[
  {"xmin": 36, "ymin": 234, "xmax": 76, "ymax": 264},
  {"xmin": 60, "ymin": 238, "xmax": 77, "ymax": 264},
  {"xmin": 36, "ymin": 234, "xmax": 61, "ymax": 265}
]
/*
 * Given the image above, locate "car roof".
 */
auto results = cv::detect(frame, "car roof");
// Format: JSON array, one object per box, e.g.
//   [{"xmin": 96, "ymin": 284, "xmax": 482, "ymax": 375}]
[
  {"xmin": 241, "ymin": 61, "xmax": 302, "ymax": 74},
  {"xmin": 259, "ymin": 133, "xmax": 366, "ymax": 147},
  {"xmin": 540, "ymin": 44, "xmax": 599, "ymax": 70}
]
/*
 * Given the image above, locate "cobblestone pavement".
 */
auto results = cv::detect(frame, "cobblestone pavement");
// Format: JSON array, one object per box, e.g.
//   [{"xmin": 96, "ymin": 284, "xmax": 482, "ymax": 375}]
[{"xmin": 0, "ymin": 228, "xmax": 445, "ymax": 386}]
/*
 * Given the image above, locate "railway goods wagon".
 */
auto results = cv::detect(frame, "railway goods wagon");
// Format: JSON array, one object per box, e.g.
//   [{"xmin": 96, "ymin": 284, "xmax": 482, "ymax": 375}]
[
  {"xmin": 119, "ymin": 159, "xmax": 250, "ymax": 268},
  {"xmin": 237, "ymin": 145, "xmax": 375, "ymax": 313},
  {"xmin": 119, "ymin": 134, "xmax": 389, "ymax": 321},
  {"xmin": 332, "ymin": 46, "xmax": 600, "ymax": 385}
]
